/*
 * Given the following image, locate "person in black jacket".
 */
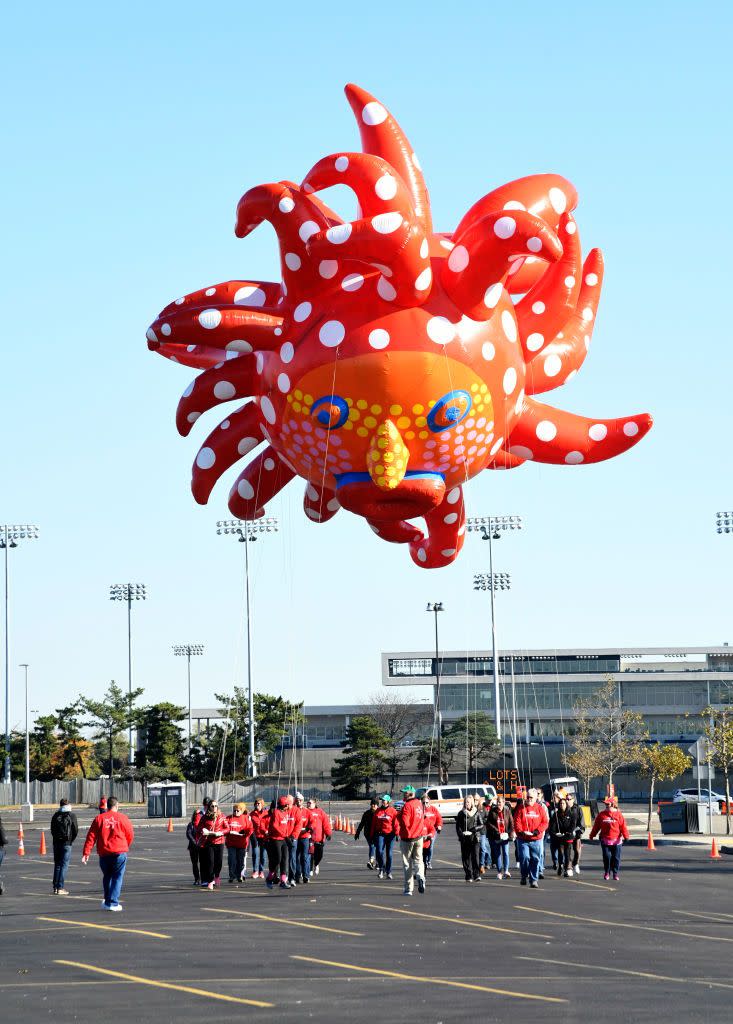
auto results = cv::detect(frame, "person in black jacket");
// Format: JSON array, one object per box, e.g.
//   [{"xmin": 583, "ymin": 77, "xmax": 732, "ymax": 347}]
[
  {"xmin": 50, "ymin": 799, "xmax": 79, "ymax": 895},
  {"xmin": 485, "ymin": 795, "xmax": 515, "ymax": 879},
  {"xmin": 0, "ymin": 814, "xmax": 7, "ymax": 895},
  {"xmin": 549, "ymin": 796, "xmax": 582, "ymax": 877},
  {"xmin": 455, "ymin": 796, "xmax": 484, "ymax": 882},
  {"xmin": 354, "ymin": 798, "xmax": 379, "ymax": 869}
]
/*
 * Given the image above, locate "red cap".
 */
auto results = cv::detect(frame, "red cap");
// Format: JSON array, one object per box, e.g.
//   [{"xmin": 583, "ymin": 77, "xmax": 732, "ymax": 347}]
[{"xmin": 277, "ymin": 796, "xmax": 288, "ymax": 808}]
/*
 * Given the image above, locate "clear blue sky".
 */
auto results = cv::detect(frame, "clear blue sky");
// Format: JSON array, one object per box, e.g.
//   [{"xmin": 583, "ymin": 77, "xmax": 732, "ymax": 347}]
[{"xmin": 2, "ymin": 2, "xmax": 731, "ymax": 729}]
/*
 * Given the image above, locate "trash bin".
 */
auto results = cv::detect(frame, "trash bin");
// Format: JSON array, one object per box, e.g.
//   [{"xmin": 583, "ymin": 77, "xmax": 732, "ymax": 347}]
[
  {"xmin": 659, "ymin": 802, "xmax": 688, "ymax": 834},
  {"xmin": 147, "ymin": 782, "xmax": 186, "ymax": 819}
]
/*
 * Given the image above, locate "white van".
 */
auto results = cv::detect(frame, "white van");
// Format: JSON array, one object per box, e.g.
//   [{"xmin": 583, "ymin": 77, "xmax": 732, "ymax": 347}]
[{"xmin": 417, "ymin": 783, "xmax": 498, "ymax": 819}]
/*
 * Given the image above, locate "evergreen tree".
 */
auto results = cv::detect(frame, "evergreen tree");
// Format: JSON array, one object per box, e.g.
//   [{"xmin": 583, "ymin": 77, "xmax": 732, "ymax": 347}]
[
  {"xmin": 55, "ymin": 701, "xmax": 97, "ymax": 779},
  {"xmin": 331, "ymin": 715, "xmax": 388, "ymax": 798},
  {"xmin": 30, "ymin": 715, "xmax": 60, "ymax": 780},
  {"xmin": 83, "ymin": 680, "xmax": 144, "ymax": 790},
  {"xmin": 137, "ymin": 701, "xmax": 187, "ymax": 780},
  {"xmin": 212, "ymin": 689, "xmax": 304, "ymax": 778},
  {"xmin": 443, "ymin": 713, "xmax": 501, "ymax": 782}
]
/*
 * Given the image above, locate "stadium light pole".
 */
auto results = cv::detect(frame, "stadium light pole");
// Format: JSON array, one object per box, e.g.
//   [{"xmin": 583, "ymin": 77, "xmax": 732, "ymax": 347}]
[
  {"xmin": 466, "ymin": 516, "xmax": 523, "ymax": 745},
  {"xmin": 472, "ymin": 573, "xmax": 516, "ymax": 770},
  {"xmin": 19, "ymin": 663, "xmax": 33, "ymax": 821},
  {"xmin": 109, "ymin": 583, "xmax": 147, "ymax": 768},
  {"xmin": 173, "ymin": 644, "xmax": 205, "ymax": 754},
  {"xmin": 217, "ymin": 517, "xmax": 279, "ymax": 780},
  {"xmin": 426, "ymin": 602, "xmax": 445, "ymax": 785},
  {"xmin": 1, "ymin": 524, "xmax": 39, "ymax": 785}
]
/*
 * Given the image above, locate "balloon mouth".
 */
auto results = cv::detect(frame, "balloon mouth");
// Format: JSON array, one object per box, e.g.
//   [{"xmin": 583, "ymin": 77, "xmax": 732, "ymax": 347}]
[{"xmin": 335, "ymin": 471, "xmax": 445, "ymax": 520}]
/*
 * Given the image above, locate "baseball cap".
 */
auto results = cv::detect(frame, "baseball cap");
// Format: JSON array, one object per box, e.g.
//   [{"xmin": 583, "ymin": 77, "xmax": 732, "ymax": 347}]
[
  {"xmin": 380, "ymin": 794, "xmax": 391, "ymax": 803},
  {"xmin": 401, "ymin": 784, "xmax": 415, "ymax": 795}
]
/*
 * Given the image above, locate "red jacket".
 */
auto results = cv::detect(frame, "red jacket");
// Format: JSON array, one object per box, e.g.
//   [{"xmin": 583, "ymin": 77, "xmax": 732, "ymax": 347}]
[
  {"xmin": 225, "ymin": 812, "xmax": 253, "ymax": 849},
  {"xmin": 309, "ymin": 807, "xmax": 331, "ymax": 843},
  {"xmin": 422, "ymin": 805, "xmax": 443, "ymax": 838},
  {"xmin": 295, "ymin": 807, "xmax": 315, "ymax": 839},
  {"xmin": 589, "ymin": 808, "xmax": 629, "ymax": 844},
  {"xmin": 513, "ymin": 802, "xmax": 549, "ymax": 840},
  {"xmin": 268, "ymin": 806, "xmax": 297, "ymax": 840},
  {"xmin": 82, "ymin": 811, "xmax": 134, "ymax": 858},
  {"xmin": 370, "ymin": 805, "xmax": 398, "ymax": 837},
  {"xmin": 397, "ymin": 797, "xmax": 426, "ymax": 840},
  {"xmin": 250, "ymin": 807, "xmax": 270, "ymax": 839},
  {"xmin": 195, "ymin": 812, "xmax": 230, "ymax": 847}
]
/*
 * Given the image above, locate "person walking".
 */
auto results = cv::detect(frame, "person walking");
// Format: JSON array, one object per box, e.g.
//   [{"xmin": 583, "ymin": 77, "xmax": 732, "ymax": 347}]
[
  {"xmin": 195, "ymin": 799, "xmax": 229, "ymax": 890},
  {"xmin": 0, "ymin": 813, "xmax": 7, "ymax": 896},
  {"xmin": 285, "ymin": 794, "xmax": 302, "ymax": 885},
  {"xmin": 455, "ymin": 795, "xmax": 483, "ymax": 883},
  {"xmin": 293, "ymin": 794, "xmax": 313, "ymax": 884},
  {"xmin": 485, "ymin": 794, "xmax": 514, "ymax": 880},
  {"xmin": 50, "ymin": 798, "xmax": 79, "ymax": 895},
  {"xmin": 549, "ymin": 795, "xmax": 578, "ymax": 877},
  {"xmin": 81, "ymin": 796, "xmax": 135, "ymax": 911},
  {"xmin": 186, "ymin": 797, "xmax": 210, "ymax": 886},
  {"xmin": 589, "ymin": 796, "xmax": 629, "ymax": 881},
  {"xmin": 249, "ymin": 797, "xmax": 270, "ymax": 879},
  {"xmin": 421, "ymin": 794, "xmax": 443, "ymax": 871},
  {"xmin": 226, "ymin": 803, "xmax": 252, "ymax": 883},
  {"xmin": 566, "ymin": 793, "xmax": 585, "ymax": 873},
  {"xmin": 355, "ymin": 797, "xmax": 379, "ymax": 869},
  {"xmin": 371, "ymin": 794, "xmax": 398, "ymax": 880},
  {"xmin": 547, "ymin": 790, "xmax": 562, "ymax": 871},
  {"xmin": 266, "ymin": 796, "xmax": 295, "ymax": 889},
  {"xmin": 307, "ymin": 798, "xmax": 331, "ymax": 876},
  {"xmin": 396, "ymin": 784, "xmax": 427, "ymax": 896},
  {"xmin": 513, "ymin": 788, "xmax": 549, "ymax": 888}
]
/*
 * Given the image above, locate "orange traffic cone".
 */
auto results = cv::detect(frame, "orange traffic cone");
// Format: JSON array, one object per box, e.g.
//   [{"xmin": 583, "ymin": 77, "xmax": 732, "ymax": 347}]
[
  {"xmin": 647, "ymin": 831, "xmax": 656, "ymax": 851},
  {"xmin": 710, "ymin": 838, "xmax": 721, "ymax": 860},
  {"xmin": 347, "ymin": 819, "xmax": 353, "ymax": 835},
  {"xmin": 17, "ymin": 823, "xmax": 25, "ymax": 857},
  {"xmin": 167, "ymin": 817, "xmax": 174, "ymax": 833},
  {"xmin": 39, "ymin": 831, "xmax": 47, "ymax": 855}
]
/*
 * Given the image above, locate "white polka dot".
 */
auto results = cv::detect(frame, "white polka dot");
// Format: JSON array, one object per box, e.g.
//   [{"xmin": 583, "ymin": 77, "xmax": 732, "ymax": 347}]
[
  {"xmin": 444, "ymin": 512, "xmax": 458, "ymax": 525},
  {"xmin": 196, "ymin": 447, "xmax": 216, "ymax": 470},
  {"xmin": 526, "ymin": 332, "xmax": 544, "ymax": 352},
  {"xmin": 277, "ymin": 373, "xmax": 290, "ymax": 393},
  {"xmin": 264, "ymin": 458, "xmax": 275, "ymax": 471},
  {"xmin": 369, "ymin": 328, "xmax": 390, "ymax": 349},
  {"xmin": 543, "ymin": 353, "xmax": 562, "ymax": 377},
  {"xmin": 484, "ymin": 283, "xmax": 503, "ymax": 308},
  {"xmin": 447, "ymin": 245, "xmax": 469, "ymax": 272},
  {"xmin": 494, "ymin": 216, "xmax": 516, "ymax": 239},
  {"xmin": 326, "ymin": 223, "xmax": 352, "ymax": 245},
  {"xmin": 205, "ymin": 287, "xmax": 216, "ymax": 297},
  {"xmin": 526, "ymin": 236, "xmax": 542, "ymax": 253},
  {"xmin": 273, "ymin": 328, "xmax": 282, "ymax": 337},
  {"xmin": 377, "ymin": 276, "xmax": 397, "ymax": 301},
  {"xmin": 342, "ymin": 273, "xmax": 364, "ymax": 292},
  {"xmin": 503, "ymin": 200, "xmax": 526, "ymax": 211},
  {"xmin": 565, "ymin": 221, "xmax": 577, "ymax": 235},
  {"xmin": 417, "ymin": 547, "xmax": 427, "ymax": 563},
  {"xmin": 531, "ymin": 301, "xmax": 545, "ymax": 315},
  {"xmin": 159, "ymin": 323, "xmax": 171, "ymax": 338},
  {"xmin": 503, "ymin": 367, "xmax": 517, "ymax": 395},
  {"xmin": 198, "ymin": 308, "xmax": 222, "ymax": 330},
  {"xmin": 623, "ymin": 421, "xmax": 639, "ymax": 437},
  {"xmin": 564, "ymin": 275, "xmax": 576, "ymax": 288},
  {"xmin": 299, "ymin": 220, "xmax": 320, "ymax": 243},
  {"xmin": 260, "ymin": 396, "xmax": 276, "ymax": 424},
  {"xmin": 490, "ymin": 436, "xmax": 504, "ymax": 456},
  {"xmin": 420, "ymin": 238, "xmax": 429, "ymax": 259},
  {"xmin": 509, "ymin": 445, "xmax": 534, "ymax": 460},
  {"xmin": 319, "ymin": 320, "xmax": 345, "ymax": 347},
  {"xmin": 481, "ymin": 341, "xmax": 495, "ymax": 361},
  {"xmin": 237, "ymin": 479, "xmax": 255, "ymax": 500},
  {"xmin": 564, "ymin": 451, "xmax": 584, "ymax": 464},
  {"xmin": 233, "ymin": 286, "xmax": 266, "ymax": 307},
  {"xmin": 585, "ymin": 272, "xmax": 599, "ymax": 286},
  {"xmin": 589, "ymin": 423, "xmax": 607, "ymax": 442},
  {"xmin": 372, "ymin": 212, "xmax": 403, "ymax": 234},
  {"xmin": 280, "ymin": 342, "xmax": 294, "ymax": 364},
  {"xmin": 174, "ymin": 297, "xmax": 185, "ymax": 305},
  {"xmin": 306, "ymin": 484, "xmax": 319, "ymax": 501},
  {"xmin": 441, "ymin": 548, "xmax": 456, "ymax": 558},
  {"xmin": 146, "ymin": 327, "xmax": 158, "ymax": 343},
  {"xmin": 327, "ymin": 497, "xmax": 340, "ymax": 512},
  {"xmin": 213, "ymin": 381, "xmax": 235, "ymax": 400},
  {"xmin": 284, "ymin": 252, "xmax": 301, "ymax": 271},
  {"xmin": 255, "ymin": 353, "xmax": 264, "ymax": 374},
  {"xmin": 375, "ymin": 173, "xmax": 398, "ymax": 200},
  {"xmin": 446, "ymin": 487, "xmax": 461, "ymax": 505},
  {"xmin": 319, "ymin": 260, "xmax": 338, "ymax": 279},
  {"xmin": 439, "ymin": 238, "xmax": 454, "ymax": 250},
  {"xmin": 237, "ymin": 437, "xmax": 258, "ymax": 456},
  {"xmin": 278, "ymin": 196, "xmax": 295, "ymax": 213},
  {"xmin": 536, "ymin": 420, "xmax": 557, "ymax": 442},
  {"xmin": 415, "ymin": 267, "xmax": 432, "ymax": 291},
  {"xmin": 182, "ymin": 381, "xmax": 195, "ymax": 399},
  {"xmin": 501, "ymin": 310, "xmax": 517, "ymax": 342},
  {"xmin": 362, "ymin": 101, "xmax": 387, "ymax": 125},
  {"xmin": 187, "ymin": 411, "xmax": 200, "ymax": 424},
  {"xmin": 549, "ymin": 187, "xmax": 567, "ymax": 214},
  {"xmin": 426, "ymin": 316, "xmax": 455, "ymax": 345},
  {"xmin": 334, "ymin": 155, "xmax": 349, "ymax": 172},
  {"xmin": 220, "ymin": 420, "xmax": 231, "ymax": 430},
  {"xmin": 293, "ymin": 301, "xmax": 312, "ymax": 322},
  {"xmin": 582, "ymin": 307, "xmax": 594, "ymax": 322}
]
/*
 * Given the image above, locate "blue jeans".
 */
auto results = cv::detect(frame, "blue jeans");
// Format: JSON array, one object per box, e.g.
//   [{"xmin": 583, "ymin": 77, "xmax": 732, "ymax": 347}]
[
  {"xmin": 227, "ymin": 846, "xmax": 245, "ymax": 880},
  {"xmin": 490, "ymin": 839, "xmax": 510, "ymax": 874},
  {"xmin": 517, "ymin": 839, "xmax": 543, "ymax": 883},
  {"xmin": 601, "ymin": 843, "xmax": 622, "ymax": 875},
  {"xmin": 287, "ymin": 838, "xmax": 297, "ymax": 880},
  {"xmin": 53, "ymin": 842, "xmax": 72, "ymax": 889},
  {"xmin": 375, "ymin": 833, "xmax": 394, "ymax": 874},
  {"xmin": 479, "ymin": 835, "xmax": 491, "ymax": 868},
  {"xmin": 99, "ymin": 852, "xmax": 127, "ymax": 907},
  {"xmin": 252, "ymin": 837, "xmax": 268, "ymax": 874},
  {"xmin": 296, "ymin": 837, "xmax": 311, "ymax": 880},
  {"xmin": 424, "ymin": 834, "xmax": 438, "ymax": 867}
]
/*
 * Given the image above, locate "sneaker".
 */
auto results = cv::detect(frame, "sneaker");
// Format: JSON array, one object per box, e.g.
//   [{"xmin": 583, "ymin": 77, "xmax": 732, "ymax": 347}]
[
  {"xmin": 574, "ymin": 866, "xmax": 581, "ymax": 875},
  {"xmin": 612, "ymin": 873, "xmax": 620, "ymax": 881},
  {"xmin": 291, "ymin": 878, "xmax": 298, "ymax": 886},
  {"xmin": 314, "ymin": 866, "xmax": 320, "ymax": 876},
  {"xmin": 538, "ymin": 873, "xmax": 545, "ymax": 880},
  {"xmin": 302, "ymin": 877, "xmax": 309, "ymax": 884},
  {"xmin": 279, "ymin": 881, "xmax": 288, "ymax": 889},
  {"xmin": 603, "ymin": 872, "xmax": 610, "ymax": 881},
  {"xmin": 473, "ymin": 876, "xmax": 481, "ymax": 883},
  {"xmin": 504, "ymin": 872, "xmax": 511, "ymax": 879},
  {"xmin": 496, "ymin": 872, "xmax": 503, "ymax": 880},
  {"xmin": 108, "ymin": 904, "xmax": 122, "ymax": 912},
  {"xmin": 426, "ymin": 862, "xmax": 433, "ymax": 870},
  {"xmin": 479, "ymin": 866, "xmax": 486, "ymax": 875},
  {"xmin": 206, "ymin": 882, "xmax": 215, "ymax": 890},
  {"xmin": 377, "ymin": 871, "xmax": 384, "ymax": 879},
  {"xmin": 101, "ymin": 900, "xmax": 110, "ymax": 909},
  {"xmin": 56, "ymin": 888, "xmax": 70, "ymax": 895},
  {"xmin": 566, "ymin": 868, "xmax": 574, "ymax": 877},
  {"xmin": 367, "ymin": 861, "xmax": 374, "ymax": 870},
  {"xmin": 266, "ymin": 876, "xmax": 274, "ymax": 889},
  {"xmin": 520, "ymin": 878, "xmax": 527, "ymax": 886},
  {"xmin": 417, "ymin": 877, "xmax": 425, "ymax": 894},
  {"xmin": 403, "ymin": 889, "xmax": 412, "ymax": 896},
  {"xmin": 387, "ymin": 873, "xmax": 393, "ymax": 880},
  {"xmin": 239, "ymin": 875, "xmax": 246, "ymax": 883},
  {"xmin": 529, "ymin": 881, "xmax": 539, "ymax": 889}
]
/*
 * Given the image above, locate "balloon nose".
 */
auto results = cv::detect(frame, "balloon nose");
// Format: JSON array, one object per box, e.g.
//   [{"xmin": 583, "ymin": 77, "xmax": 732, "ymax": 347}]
[{"xmin": 367, "ymin": 420, "xmax": 409, "ymax": 490}]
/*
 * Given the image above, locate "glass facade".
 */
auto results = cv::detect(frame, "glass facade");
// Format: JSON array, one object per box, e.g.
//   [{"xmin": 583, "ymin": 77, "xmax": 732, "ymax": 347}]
[{"xmin": 390, "ymin": 654, "xmax": 621, "ymax": 678}]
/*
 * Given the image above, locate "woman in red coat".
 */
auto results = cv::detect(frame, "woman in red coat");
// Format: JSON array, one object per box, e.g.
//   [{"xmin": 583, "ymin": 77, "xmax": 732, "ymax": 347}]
[
  {"xmin": 589, "ymin": 797, "xmax": 630, "ymax": 881},
  {"xmin": 225, "ymin": 803, "xmax": 253, "ymax": 884},
  {"xmin": 249, "ymin": 797, "xmax": 270, "ymax": 879},
  {"xmin": 307, "ymin": 798, "xmax": 332, "ymax": 877},
  {"xmin": 195, "ymin": 800, "xmax": 230, "ymax": 890}
]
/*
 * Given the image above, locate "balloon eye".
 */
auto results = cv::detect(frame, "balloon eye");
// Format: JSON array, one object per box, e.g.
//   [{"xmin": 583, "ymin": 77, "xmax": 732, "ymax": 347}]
[
  {"xmin": 427, "ymin": 390, "xmax": 472, "ymax": 433},
  {"xmin": 310, "ymin": 395, "xmax": 349, "ymax": 430}
]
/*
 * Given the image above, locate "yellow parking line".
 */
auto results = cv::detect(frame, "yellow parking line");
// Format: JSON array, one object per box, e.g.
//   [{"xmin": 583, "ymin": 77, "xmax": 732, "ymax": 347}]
[
  {"xmin": 516, "ymin": 956, "xmax": 733, "ymax": 991},
  {"xmin": 360, "ymin": 903, "xmax": 551, "ymax": 939},
  {"xmin": 38, "ymin": 917, "xmax": 170, "ymax": 939},
  {"xmin": 21, "ymin": 876, "xmax": 93, "ymax": 886},
  {"xmin": 24, "ymin": 892, "xmax": 101, "ymax": 902},
  {"xmin": 290, "ymin": 956, "xmax": 566, "ymax": 1002},
  {"xmin": 54, "ymin": 961, "xmax": 273, "ymax": 1007},
  {"xmin": 203, "ymin": 908, "xmax": 363, "ymax": 937},
  {"xmin": 514, "ymin": 906, "xmax": 733, "ymax": 943},
  {"xmin": 674, "ymin": 909, "xmax": 733, "ymax": 922}
]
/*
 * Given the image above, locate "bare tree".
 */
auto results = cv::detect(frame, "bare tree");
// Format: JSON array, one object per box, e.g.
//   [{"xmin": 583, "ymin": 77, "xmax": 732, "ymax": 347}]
[
  {"xmin": 367, "ymin": 692, "xmax": 432, "ymax": 792},
  {"xmin": 569, "ymin": 676, "xmax": 648, "ymax": 794}
]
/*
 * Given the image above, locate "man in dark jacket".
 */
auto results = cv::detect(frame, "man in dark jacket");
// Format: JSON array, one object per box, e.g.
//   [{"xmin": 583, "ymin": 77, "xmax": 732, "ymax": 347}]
[
  {"xmin": 354, "ymin": 798, "xmax": 379, "ymax": 869},
  {"xmin": 50, "ymin": 798, "xmax": 79, "ymax": 895},
  {"xmin": 0, "ymin": 814, "xmax": 7, "ymax": 895}
]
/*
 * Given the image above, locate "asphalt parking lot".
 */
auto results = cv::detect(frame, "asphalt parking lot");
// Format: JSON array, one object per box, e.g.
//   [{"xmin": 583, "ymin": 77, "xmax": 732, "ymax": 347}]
[{"xmin": 0, "ymin": 829, "xmax": 731, "ymax": 1023}]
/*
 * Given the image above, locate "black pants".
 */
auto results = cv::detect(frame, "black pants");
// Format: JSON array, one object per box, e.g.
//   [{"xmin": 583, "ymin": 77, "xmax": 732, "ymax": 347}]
[
  {"xmin": 549, "ymin": 834, "xmax": 560, "ymax": 867},
  {"xmin": 199, "ymin": 844, "xmax": 223, "ymax": 884},
  {"xmin": 571, "ymin": 838, "xmax": 582, "ymax": 867},
  {"xmin": 556, "ymin": 841, "xmax": 571, "ymax": 870},
  {"xmin": 312, "ymin": 842, "xmax": 324, "ymax": 869},
  {"xmin": 188, "ymin": 843, "xmax": 200, "ymax": 882},
  {"xmin": 459, "ymin": 837, "xmax": 480, "ymax": 880},
  {"xmin": 268, "ymin": 839, "xmax": 289, "ymax": 878}
]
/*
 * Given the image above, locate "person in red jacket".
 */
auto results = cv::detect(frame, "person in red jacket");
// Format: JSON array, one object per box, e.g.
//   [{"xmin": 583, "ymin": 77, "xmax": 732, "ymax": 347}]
[
  {"xmin": 589, "ymin": 796, "xmax": 630, "ymax": 881},
  {"xmin": 396, "ymin": 784, "xmax": 427, "ymax": 896},
  {"xmin": 226, "ymin": 803, "xmax": 253, "ymax": 884},
  {"xmin": 249, "ymin": 797, "xmax": 270, "ymax": 879},
  {"xmin": 81, "ymin": 796, "xmax": 134, "ymax": 911},
  {"xmin": 371, "ymin": 794, "xmax": 398, "ymax": 880},
  {"xmin": 307, "ymin": 798, "xmax": 331, "ymax": 877},
  {"xmin": 421, "ymin": 794, "xmax": 443, "ymax": 871},
  {"xmin": 286, "ymin": 794, "xmax": 303, "ymax": 885},
  {"xmin": 293, "ymin": 794, "xmax": 314, "ymax": 884},
  {"xmin": 195, "ymin": 799, "xmax": 230, "ymax": 890},
  {"xmin": 513, "ymin": 788, "xmax": 549, "ymax": 888},
  {"xmin": 267, "ymin": 796, "xmax": 297, "ymax": 889}
]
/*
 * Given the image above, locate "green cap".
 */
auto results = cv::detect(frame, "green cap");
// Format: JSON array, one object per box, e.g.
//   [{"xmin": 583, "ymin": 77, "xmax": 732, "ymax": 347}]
[
  {"xmin": 380, "ymin": 794, "xmax": 391, "ymax": 803},
  {"xmin": 401, "ymin": 784, "xmax": 415, "ymax": 794}
]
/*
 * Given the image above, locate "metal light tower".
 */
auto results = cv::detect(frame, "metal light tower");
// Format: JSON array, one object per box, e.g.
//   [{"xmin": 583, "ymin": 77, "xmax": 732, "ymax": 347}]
[
  {"xmin": 173, "ymin": 644, "xmax": 205, "ymax": 753},
  {"xmin": 19, "ymin": 663, "xmax": 33, "ymax": 821},
  {"xmin": 466, "ymin": 516, "xmax": 523, "ymax": 744},
  {"xmin": 109, "ymin": 583, "xmax": 147, "ymax": 768},
  {"xmin": 217, "ymin": 517, "xmax": 279, "ymax": 779},
  {"xmin": 426, "ymin": 601, "xmax": 445, "ymax": 785},
  {"xmin": 1, "ymin": 524, "xmax": 38, "ymax": 785}
]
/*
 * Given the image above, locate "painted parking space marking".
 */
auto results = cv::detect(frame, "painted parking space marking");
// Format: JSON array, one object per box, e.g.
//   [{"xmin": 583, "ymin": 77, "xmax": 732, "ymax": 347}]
[
  {"xmin": 360, "ymin": 903, "xmax": 551, "ymax": 938},
  {"xmin": 38, "ymin": 916, "xmax": 171, "ymax": 939},
  {"xmin": 21, "ymin": 875, "xmax": 93, "ymax": 886},
  {"xmin": 290, "ymin": 956, "xmax": 566, "ymax": 1002},
  {"xmin": 514, "ymin": 905, "xmax": 733, "ymax": 943},
  {"xmin": 53, "ymin": 961, "xmax": 273, "ymax": 1007},
  {"xmin": 23, "ymin": 892, "xmax": 101, "ymax": 902},
  {"xmin": 674, "ymin": 909, "xmax": 733, "ymax": 923},
  {"xmin": 517, "ymin": 956, "xmax": 733, "ymax": 991},
  {"xmin": 203, "ymin": 908, "xmax": 363, "ymax": 936}
]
